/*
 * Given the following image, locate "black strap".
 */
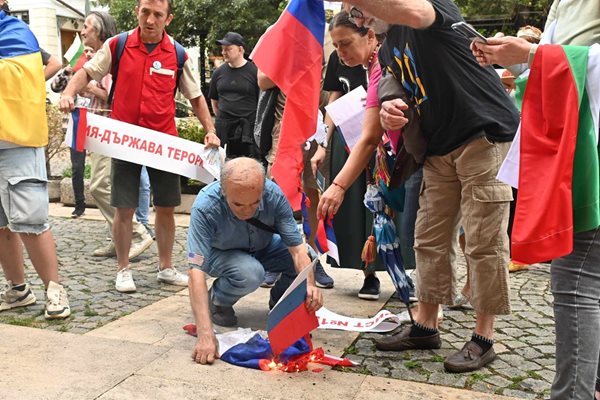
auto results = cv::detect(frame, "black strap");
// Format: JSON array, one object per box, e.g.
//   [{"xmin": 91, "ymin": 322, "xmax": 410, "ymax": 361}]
[
  {"xmin": 246, "ymin": 218, "xmax": 277, "ymax": 234},
  {"xmin": 107, "ymin": 32, "xmax": 187, "ymax": 105}
]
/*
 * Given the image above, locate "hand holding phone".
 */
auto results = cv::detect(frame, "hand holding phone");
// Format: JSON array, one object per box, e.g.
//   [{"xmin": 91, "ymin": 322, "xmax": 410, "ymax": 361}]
[{"xmin": 451, "ymin": 22, "xmax": 488, "ymax": 44}]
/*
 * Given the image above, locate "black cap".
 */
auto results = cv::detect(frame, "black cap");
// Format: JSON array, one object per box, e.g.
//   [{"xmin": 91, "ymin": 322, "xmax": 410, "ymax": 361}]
[{"xmin": 216, "ymin": 32, "xmax": 245, "ymax": 48}]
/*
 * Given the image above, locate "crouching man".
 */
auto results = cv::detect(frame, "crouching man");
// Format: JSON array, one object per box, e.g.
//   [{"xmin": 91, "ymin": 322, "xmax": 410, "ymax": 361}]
[{"xmin": 187, "ymin": 157, "xmax": 323, "ymax": 364}]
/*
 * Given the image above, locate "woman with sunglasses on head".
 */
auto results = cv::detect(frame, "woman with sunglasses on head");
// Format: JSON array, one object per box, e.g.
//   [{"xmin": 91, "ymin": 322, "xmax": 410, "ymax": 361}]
[{"xmin": 313, "ymin": 11, "xmax": 418, "ymax": 300}]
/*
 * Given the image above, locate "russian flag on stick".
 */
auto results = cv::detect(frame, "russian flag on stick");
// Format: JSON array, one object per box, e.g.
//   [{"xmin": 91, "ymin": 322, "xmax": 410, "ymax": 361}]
[
  {"xmin": 69, "ymin": 107, "xmax": 88, "ymax": 152},
  {"xmin": 315, "ymin": 215, "xmax": 340, "ymax": 265},
  {"xmin": 251, "ymin": 0, "xmax": 325, "ymax": 211},
  {"xmin": 267, "ymin": 261, "xmax": 319, "ymax": 356}
]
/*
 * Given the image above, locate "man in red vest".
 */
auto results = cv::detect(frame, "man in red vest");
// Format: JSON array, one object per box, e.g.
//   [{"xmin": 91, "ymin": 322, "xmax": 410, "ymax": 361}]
[{"xmin": 59, "ymin": 0, "xmax": 220, "ymax": 293}]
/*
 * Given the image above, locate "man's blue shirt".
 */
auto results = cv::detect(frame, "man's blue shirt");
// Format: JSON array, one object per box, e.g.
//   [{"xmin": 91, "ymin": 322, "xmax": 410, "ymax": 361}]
[{"xmin": 187, "ymin": 179, "xmax": 302, "ymax": 269}]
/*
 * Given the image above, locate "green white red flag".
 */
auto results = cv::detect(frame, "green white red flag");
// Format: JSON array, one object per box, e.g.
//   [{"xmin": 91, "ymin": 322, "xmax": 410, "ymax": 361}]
[
  {"xmin": 64, "ymin": 34, "xmax": 86, "ymax": 70},
  {"xmin": 503, "ymin": 44, "xmax": 600, "ymax": 264}
]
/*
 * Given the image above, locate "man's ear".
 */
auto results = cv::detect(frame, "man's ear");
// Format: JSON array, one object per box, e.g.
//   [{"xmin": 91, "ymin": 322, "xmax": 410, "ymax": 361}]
[{"xmin": 166, "ymin": 13, "xmax": 174, "ymax": 26}]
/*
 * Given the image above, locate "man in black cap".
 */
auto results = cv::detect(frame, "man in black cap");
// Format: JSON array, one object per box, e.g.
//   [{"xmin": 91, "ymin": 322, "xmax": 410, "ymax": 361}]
[{"xmin": 209, "ymin": 32, "xmax": 261, "ymax": 159}]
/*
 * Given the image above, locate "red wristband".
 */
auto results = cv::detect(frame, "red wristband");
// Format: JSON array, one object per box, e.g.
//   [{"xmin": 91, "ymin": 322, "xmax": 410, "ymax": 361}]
[{"xmin": 332, "ymin": 181, "xmax": 346, "ymax": 191}]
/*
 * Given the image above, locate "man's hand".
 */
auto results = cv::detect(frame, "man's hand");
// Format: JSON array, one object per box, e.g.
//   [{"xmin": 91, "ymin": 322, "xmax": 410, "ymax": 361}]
[
  {"xmin": 310, "ymin": 145, "xmax": 326, "ymax": 178},
  {"xmin": 58, "ymin": 95, "xmax": 76, "ymax": 113},
  {"xmin": 380, "ymin": 99, "xmax": 409, "ymax": 131},
  {"xmin": 305, "ymin": 285, "xmax": 323, "ymax": 313},
  {"xmin": 191, "ymin": 330, "xmax": 220, "ymax": 364},
  {"xmin": 203, "ymin": 131, "xmax": 221, "ymax": 149},
  {"xmin": 471, "ymin": 36, "xmax": 533, "ymax": 68}
]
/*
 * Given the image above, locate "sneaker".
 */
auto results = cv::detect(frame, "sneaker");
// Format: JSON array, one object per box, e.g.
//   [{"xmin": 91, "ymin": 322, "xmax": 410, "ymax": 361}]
[
  {"xmin": 397, "ymin": 306, "xmax": 443, "ymax": 324},
  {"xmin": 143, "ymin": 224, "xmax": 155, "ymax": 240},
  {"xmin": 508, "ymin": 261, "xmax": 529, "ymax": 273},
  {"xmin": 208, "ymin": 287, "xmax": 237, "ymax": 327},
  {"xmin": 358, "ymin": 274, "xmax": 380, "ymax": 300},
  {"xmin": 444, "ymin": 341, "xmax": 496, "ymax": 373},
  {"xmin": 44, "ymin": 281, "xmax": 70, "ymax": 319},
  {"xmin": 115, "ymin": 267, "xmax": 136, "ymax": 293},
  {"xmin": 71, "ymin": 204, "xmax": 85, "ymax": 218},
  {"xmin": 93, "ymin": 242, "xmax": 116, "ymax": 257},
  {"xmin": 375, "ymin": 325, "xmax": 441, "ymax": 351},
  {"xmin": 314, "ymin": 261, "xmax": 334, "ymax": 289},
  {"xmin": 157, "ymin": 266, "xmax": 189, "ymax": 286},
  {"xmin": 0, "ymin": 281, "xmax": 37, "ymax": 311},
  {"xmin": 261, "ymin": 271, "xmax": 280, "ymax": 288},
  {"xmin": 128, "ymin": 231, "xmax": 153, "ymax": 260}
]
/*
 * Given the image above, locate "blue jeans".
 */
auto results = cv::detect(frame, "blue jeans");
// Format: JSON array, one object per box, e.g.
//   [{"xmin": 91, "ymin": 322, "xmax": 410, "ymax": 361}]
[
  {"xmin": 400, "ymin": 167, "xmax": 423, "ymax": 269},
  {"xmin": 551, "ymin": 226, "xmax": 600, "ymax": 400},
  {"xmin": 202, "ymin": 234, "xmax": 297, "ymax": 306},
  {"xmin": 135, "ymin": 166, "xmax": 150, "ymax": 225}
]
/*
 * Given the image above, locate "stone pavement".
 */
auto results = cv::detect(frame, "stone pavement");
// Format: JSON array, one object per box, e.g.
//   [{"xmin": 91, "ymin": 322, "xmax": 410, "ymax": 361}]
[{"xmin": 0, "ymin": 206, "xmax": 554, "ymax": 399}]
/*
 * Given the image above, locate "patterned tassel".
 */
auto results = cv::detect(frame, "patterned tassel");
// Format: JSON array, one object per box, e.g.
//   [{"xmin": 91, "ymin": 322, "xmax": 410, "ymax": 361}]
[{"xmin": 361, "ymin": 235, "xmax": 376, "ymax": 267}]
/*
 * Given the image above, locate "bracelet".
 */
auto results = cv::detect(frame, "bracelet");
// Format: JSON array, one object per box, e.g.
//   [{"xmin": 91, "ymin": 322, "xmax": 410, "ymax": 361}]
[{"xmin": 332, "ymin": 181, "xmax": 346, "ymax": 191}]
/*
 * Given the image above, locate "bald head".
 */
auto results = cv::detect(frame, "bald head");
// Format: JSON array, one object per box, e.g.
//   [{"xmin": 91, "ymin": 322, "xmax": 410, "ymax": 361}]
[
  {"xmin": 220, "ymin": 158, "xmax": 266, "ymax": 220},
  {"xmin": 220, "ymin": 157, "xmax": 265, "ymax": 192}
]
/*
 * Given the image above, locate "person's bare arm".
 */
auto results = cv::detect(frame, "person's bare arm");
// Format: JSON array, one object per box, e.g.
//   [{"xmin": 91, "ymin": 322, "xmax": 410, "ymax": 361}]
[
  {"xmin": 190, "ymin": 96, "xmax": 219, "ymax": 148},
  {"xmin": 257, "ymin": 69, "xmax": 276, "ymax": 90},
  {"xmin": 346, "ymin": 0, "xmax": 436, "ymax": 29},
  {"xmin": 189, "ymin": 269, "xmax": 220, "ymax": 364},
  {"xmin": 44, "ymin": 55, "xmax": 62, "ymax": 81},
  {"xmin": 210, "ymin": 99, "xmax": 219, "ymax": 118},
  {"xmin": 317, "ymin": 106, "xmax": 383, "ymax": 218},
  {"xmin": 288, "ymin": 244, "xmax": 323, "ymax": 312},
  {"xmin": 58, "ymin": 69, "xmax": 93, "ymax": 112}
]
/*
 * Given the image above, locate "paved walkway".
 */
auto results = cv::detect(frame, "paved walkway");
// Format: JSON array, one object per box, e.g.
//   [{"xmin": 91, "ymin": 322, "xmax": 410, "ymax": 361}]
[{"xmin": 0, "ymin": 206, "xmax": 554, "ymax": 399}]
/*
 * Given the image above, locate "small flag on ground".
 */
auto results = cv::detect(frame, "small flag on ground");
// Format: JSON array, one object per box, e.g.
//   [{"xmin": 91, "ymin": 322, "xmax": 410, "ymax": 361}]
[{"xmin": 267, "ymin": 262, "xmax": 318, "ymax": 356}]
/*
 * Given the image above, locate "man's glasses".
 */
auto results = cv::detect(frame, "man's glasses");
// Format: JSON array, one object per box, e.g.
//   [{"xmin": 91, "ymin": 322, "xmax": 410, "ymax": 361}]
[{"xmin": 348, "ymin": 6, "xmax": 364, "ymax": 24}]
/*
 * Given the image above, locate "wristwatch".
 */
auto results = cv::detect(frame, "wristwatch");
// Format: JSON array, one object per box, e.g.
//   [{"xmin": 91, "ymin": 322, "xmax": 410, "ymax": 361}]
[{"xmin": 318, "ymin": 138, "xmax": 328, "ymax": 149}]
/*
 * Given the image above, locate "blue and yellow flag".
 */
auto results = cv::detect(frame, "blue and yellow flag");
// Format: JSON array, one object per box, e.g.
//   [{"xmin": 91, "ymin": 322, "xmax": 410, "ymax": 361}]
[{"xmin": 0, "ymin": 10, "xmax": 48, "ymax": 147}]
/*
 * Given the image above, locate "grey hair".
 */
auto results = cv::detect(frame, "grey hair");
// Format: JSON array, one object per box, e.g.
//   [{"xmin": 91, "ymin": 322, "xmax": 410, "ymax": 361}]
[
  {"xmin": 220, "ymin": 157, "xmax": 266, "ymax": 194},
  {"xmin": 137, "ymin": 0, "xmax": 173, "ymax": 15},
  {"xmin": 87, "ymin": 11, "xmax": 117, "ymax": 43}
]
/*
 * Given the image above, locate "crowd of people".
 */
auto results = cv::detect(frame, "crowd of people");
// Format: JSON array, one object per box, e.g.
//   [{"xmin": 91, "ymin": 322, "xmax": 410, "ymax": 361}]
[{"xmin": 0, "ymin": 0, "xmax": 598, "ymax": 398}]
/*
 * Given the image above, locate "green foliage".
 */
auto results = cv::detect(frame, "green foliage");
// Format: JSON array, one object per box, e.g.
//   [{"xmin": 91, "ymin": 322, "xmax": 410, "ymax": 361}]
[
  {"xmin": 404, "ymin": 360, "xmax": 421, "ymax": 369},
  {"xmin": 176, "ymin": 118, "xmax": 206, "ymax": 143},
  {"xmin": 454, "ymin": 0, "xmax": 553, "ymax": 36},
  {"xmin": 46, "ymin": 103, "xmax": 66, "ymax": 178},
  {"xmin": 62, "ymin": 164, "xmax": 92, "ymax": 179},
  {"xmin": 97, "ymin": 0, "xmax": 284, "ymax": 52}
]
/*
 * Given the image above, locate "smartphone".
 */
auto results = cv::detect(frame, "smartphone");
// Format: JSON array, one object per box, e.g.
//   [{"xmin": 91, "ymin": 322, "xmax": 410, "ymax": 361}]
[
  {"xmin": 451, "ymin": 21, "xmax": 488, "ymax": 44},
  {"xmin": 315, "ymin": 170, "xmax": 325, "ymax": 193}
]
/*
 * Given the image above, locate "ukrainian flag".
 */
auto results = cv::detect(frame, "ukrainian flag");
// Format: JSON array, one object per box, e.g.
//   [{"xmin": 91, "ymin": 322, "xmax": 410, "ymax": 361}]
[{"xmin": 0, "ymin": 10, "xmax": 48, "ymax": 147}]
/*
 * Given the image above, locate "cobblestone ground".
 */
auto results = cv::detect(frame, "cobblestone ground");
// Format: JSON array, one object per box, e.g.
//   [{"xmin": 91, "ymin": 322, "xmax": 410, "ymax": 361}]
[
  {"xmin": 0, "ymin": 217, "xmax": 187, "ymax": 334},
  {"xmin": 339, "ymin": 262, "xmax": 555, "ymax": 399},
  {"xmin": 1, "ymin": 216, "xmax": 555, "ymax": 399}
]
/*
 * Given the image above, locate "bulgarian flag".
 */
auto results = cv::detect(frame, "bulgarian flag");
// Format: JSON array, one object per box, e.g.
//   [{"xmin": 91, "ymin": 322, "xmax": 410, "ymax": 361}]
[
  {"xmin": 509, "ymin": 44, "xmax": 600, "ymax": 264},
  {"xmin": 64, "ymin": 34, "xmax": 86, "ymax": 70}
]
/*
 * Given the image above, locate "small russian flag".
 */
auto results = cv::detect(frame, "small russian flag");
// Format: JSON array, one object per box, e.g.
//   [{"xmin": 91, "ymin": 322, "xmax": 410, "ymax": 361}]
[
  {"xmin": 315, "ymin": 215, "xmax": 339, "ymax": 265},
  {"xmin": 267, "ymin": 264, "xmax": 318, "ymax": 356},
  {"xmin": 69, "ymin": 107, "xmax": 88, "ymax": 152}
]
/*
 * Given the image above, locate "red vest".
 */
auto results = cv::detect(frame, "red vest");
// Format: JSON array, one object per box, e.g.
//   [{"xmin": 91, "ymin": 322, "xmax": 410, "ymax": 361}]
[{"xmin": 109, "ymin": 28, "xmax": 183, "ymax": 136}]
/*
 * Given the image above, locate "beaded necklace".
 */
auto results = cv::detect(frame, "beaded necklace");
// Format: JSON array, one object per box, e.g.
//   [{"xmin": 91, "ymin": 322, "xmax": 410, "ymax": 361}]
[{"xmin": 367, "ymin": 44, "xmax": 381, "ymax": 73}]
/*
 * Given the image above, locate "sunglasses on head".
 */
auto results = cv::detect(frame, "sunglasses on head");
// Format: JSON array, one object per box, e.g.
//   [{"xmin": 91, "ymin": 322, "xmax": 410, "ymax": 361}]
[{"xmin": 349, "ymin": 6, "xmax": 364, "ymax": 19}]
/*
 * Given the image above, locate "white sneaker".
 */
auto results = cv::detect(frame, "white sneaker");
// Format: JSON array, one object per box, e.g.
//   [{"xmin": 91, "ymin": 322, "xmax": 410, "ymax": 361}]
[
  {"xmin": 116, "ymin": 268, "xmax": 136, "ymax": 292},
  {"xmin": 45, "ymin": 281, "xmax": 70, "ymax": 319},
  {"xmin": 157, "ymin": 267, "xmax": 189, "ymax": 286},
  {"xmin": 128, "ymin": 231, "xmax": 153, "ymax": 260},
  {"xmin": 0, "ymin": 281, "xmax": 37, "ymax": 311},
  {"xmin": 397, "ymin": 306, "xmax": 444, "ymax": 324}
]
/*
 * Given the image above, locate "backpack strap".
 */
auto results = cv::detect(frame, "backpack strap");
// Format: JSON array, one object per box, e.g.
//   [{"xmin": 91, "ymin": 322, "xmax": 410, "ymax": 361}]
[
  {"xmin": 246, "ymin": 218, "xmax": 278, "ymax": 234},
  {"xmin": 107, "ymin": 31, "xmax": 129, "ymax": 105},
  {"xmin": 174, "ymin": 40, "xmax": 186, "ymax": 94},
  {"xmin": 107, "ymin": 34, "xmax": 187, "ymax": 104}
]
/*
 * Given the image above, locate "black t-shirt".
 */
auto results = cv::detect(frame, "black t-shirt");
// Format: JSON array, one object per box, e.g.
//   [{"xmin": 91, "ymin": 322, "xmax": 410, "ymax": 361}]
[
  {"xmin": 378, "ymin": 0, "xmax": 519, "ymax": 156},
  {"xmin": 323, "ymin": 51, "xmax": 368, "ymax": 94},
  {"xmin": 209, "ymin": 61, "xmax": 259, "ymax": 119},
  {"xmin": 40, "ymin": 48, "xmax": 51, "ymax": 65}
]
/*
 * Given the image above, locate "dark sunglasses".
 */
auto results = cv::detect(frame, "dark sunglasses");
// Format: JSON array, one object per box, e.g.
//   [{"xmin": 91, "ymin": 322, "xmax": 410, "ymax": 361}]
[{"xmin": 349, "ymin": 6, "xmax": 364, "ymax": 20}]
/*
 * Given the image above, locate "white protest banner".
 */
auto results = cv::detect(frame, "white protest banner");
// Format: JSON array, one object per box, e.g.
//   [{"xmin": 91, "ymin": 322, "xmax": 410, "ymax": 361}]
[
  {"xmin": 316, "ymin": 307, "xmax": 403, "ymax": 333},
  {"xmin": 65, "ymin": 110, "xmax": 224, "ymax": 183}
]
